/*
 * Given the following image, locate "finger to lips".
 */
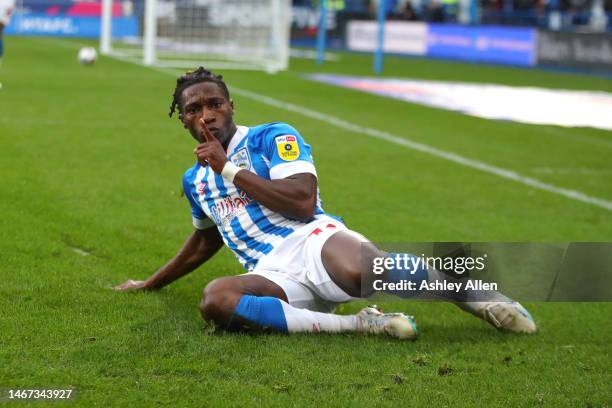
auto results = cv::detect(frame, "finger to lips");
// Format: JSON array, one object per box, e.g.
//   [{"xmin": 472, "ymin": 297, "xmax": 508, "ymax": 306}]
[{"xmin": 200, "ymin": 119, "xmax": 214, "ymax": 142}]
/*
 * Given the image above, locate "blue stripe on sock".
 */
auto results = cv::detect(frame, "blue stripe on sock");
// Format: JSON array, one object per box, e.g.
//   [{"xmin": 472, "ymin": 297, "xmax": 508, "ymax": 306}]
[
  {"xmin": 386, "ymin": 253, "xmax": 429, "ymax": 298},
  {"xmin": 234, "ymin": 295, "xmax": 288, "ymax": 332}
]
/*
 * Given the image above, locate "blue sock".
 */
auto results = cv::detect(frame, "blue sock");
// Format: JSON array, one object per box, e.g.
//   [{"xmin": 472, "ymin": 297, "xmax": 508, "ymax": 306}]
[
  {"xmin": 232, "ymin": 294, "xmax": 357, "ymax": 333},
  {"xmin": 0, "ymin": 39, "xmax": 4, "ymax": 59},
  {"xmin": 233, "ymin": 295, "xmax": 288, "ymax": 332},
  {"xmin": 384, "ymin": 253, "xmax": 430, "ymax": 298}
]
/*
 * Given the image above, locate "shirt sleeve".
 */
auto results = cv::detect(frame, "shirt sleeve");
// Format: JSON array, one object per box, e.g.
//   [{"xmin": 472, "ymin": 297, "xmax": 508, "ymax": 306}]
[
  {"xmin": 182, "ymin": 170, "xmax": 215, "ymax": 230},
  {"xmin": 264, "ymin": 123, "xmax": 318, "ymax": 180}
]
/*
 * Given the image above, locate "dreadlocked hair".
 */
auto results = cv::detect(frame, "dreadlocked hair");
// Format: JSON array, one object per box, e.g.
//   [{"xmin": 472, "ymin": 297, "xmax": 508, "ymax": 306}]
[{"xmin": 168, "ymin": 66, "xmax": 230, "ymax": 118}]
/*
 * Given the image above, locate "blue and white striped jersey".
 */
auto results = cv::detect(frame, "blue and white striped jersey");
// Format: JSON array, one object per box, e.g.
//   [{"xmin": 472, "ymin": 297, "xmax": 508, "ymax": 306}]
[{"xmin": 182, "ymin": 122, "xmax": 330, "ymax": 271}]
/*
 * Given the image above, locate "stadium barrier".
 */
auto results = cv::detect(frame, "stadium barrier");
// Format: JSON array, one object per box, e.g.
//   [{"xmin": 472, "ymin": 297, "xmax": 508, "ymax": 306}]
[
  {"xmin": 5, "ymin": 0, "xmax": 138, "ymax": 38},
  {"xmin": 346, "ymin": 21, "xmax": 427, "ymax": 55},
  {"xmin": 426, "ymin": 24, "xmax": 536, "ymax": 66},
  {"xmin": 537, "ymin": 30, "xmax": 612, "ymax": 71},
  {"xmin": 344, "ymin": 20, "xmax": 611, "ymax": 72},
  {"xmin": 346, "ymin": 21, "xmax": 537, "ymax": 67},
  {"xmin": 5, "ymin": 13, "xmax": 138, "ymax": 37}
]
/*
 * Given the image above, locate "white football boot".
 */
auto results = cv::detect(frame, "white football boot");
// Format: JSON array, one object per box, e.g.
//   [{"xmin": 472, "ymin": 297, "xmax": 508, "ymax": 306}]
[
  {"xmin": 458, "ymin": 301, "xmax": 537, "ymax": 334},
  {"xmin": 357, "ymin": 306, "xmax": 418, "ymax": 340}
]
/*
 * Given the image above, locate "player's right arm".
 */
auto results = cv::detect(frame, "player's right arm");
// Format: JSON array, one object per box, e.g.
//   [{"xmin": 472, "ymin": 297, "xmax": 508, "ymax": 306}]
[{"xmin": 114, "ymin": 226, "xmax": 223, "ymax": 291}]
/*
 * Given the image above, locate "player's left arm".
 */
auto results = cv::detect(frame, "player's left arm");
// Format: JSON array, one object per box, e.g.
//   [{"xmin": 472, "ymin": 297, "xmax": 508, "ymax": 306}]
[{"xmin": 194, "ymin": 123, "xmax": 317, "ymax": 222}]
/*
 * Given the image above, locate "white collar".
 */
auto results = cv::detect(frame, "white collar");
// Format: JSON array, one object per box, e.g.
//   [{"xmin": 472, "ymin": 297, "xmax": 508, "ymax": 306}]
[{"xmin": 226, "ymin": 125, "xmax": 249, "ymax": 155}]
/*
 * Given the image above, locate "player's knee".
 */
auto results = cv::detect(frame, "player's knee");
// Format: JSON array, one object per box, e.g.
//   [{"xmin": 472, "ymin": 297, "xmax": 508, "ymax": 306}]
[
  {"xmin": 199, "ymin": 289, "xmax": 234, "ymax": 326},
  {"xmin": 200, "ymin": 279, "xmax": 241, "ymax": 326}
]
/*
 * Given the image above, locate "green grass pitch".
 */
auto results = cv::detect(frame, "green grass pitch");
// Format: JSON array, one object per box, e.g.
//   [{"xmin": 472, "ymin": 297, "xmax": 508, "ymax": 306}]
[{"xmin": 1, "ymin": 37, "xmax": 611, "ymax": 406}]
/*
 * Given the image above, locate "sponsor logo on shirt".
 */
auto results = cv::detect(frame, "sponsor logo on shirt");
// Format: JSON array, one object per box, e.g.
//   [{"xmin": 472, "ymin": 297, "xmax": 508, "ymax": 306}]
[
  {"xmin": 275, "ymin": 135, "xmax": 300, "ymax": 162},
  {"xmin": 208, "ymin": 190, "xmax": 252, "ymax": 226}
]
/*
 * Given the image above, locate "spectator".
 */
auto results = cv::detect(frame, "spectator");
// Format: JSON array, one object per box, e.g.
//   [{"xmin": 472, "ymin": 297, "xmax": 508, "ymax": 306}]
[
  {"xmin": 398, "ymin": 1, "xmax": 420, "ymax": 19},
  {"xmin": 426, "ymin": 0, "xmax": 446, "ymax": 21}
]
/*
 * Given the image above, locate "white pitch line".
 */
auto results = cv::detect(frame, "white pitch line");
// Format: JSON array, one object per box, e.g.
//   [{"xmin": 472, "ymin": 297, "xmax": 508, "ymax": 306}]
[
  {"xmin": 532, "ymin": 167, "xmax": 612, "ymax": 175},
  {"xmin": 102, "ymin": 54, "xmax": 612, "ymax": 212},
  {"xmin": 71, "ymin": 247, "xmax": 91, "ymax": 256}
]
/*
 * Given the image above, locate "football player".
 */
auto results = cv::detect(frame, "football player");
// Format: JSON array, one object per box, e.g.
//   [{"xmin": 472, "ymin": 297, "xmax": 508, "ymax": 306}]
[{"xmin": 114, "ymin": 67, "xmax": 536, "ymax": 339}]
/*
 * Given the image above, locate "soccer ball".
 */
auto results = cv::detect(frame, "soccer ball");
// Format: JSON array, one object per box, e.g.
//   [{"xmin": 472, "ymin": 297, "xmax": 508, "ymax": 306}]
[{"xmin": 77, "ymin": 47, "xmax": 97, "ymax": 65}]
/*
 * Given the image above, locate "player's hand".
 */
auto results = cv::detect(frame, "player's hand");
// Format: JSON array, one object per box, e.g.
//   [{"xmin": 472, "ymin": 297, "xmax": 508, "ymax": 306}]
[
  {"xmin": 113, "ymin": 279, "xmax": 148, "ymax": 291},
  {"xmin": 193, "ymin": 119, "xmax": 227, "ymax": 174}
]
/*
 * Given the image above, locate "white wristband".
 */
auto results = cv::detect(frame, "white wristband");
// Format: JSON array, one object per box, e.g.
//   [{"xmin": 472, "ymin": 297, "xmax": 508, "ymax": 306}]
[{"xmin": 221, "ymin": 161, "xmax": 241, "ymax": 182}]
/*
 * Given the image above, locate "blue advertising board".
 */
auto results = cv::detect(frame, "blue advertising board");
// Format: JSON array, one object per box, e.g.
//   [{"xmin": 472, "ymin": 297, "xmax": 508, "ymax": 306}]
[
  {"xmin": 426, "ymin": 24, "xmax": 536, "ymax": 66},
  {"xmin": 6, "ymin": 14, "xmax": 138, "ymax": 38}
]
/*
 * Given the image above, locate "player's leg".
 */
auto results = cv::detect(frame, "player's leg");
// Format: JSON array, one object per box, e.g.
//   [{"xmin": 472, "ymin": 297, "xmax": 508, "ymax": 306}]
[
  {"xmin": 286, "ymin": 222, "xmax": 419, "ymax": 338},
  {"xmin": 201, "ymin": 273, "xmax": 416, "ymax": 338},
  {"xmin": 199, "ymin": 274, "xmax": 286, "ymax": 328},
  {"xmin": 320, "ymin": 230, "xmax": 386, "ymax": 298},
  {"xmin": 322, "ymin": 231, "xmax": 466, "ymax": 299},
  {"xmin": 0, "ymin": 0, "xmax": 14, "ymax": 71},
  {"xmin": 320, "ymin": 231, "xmax": 536, "ymax": 333},
  {"xmin": 200, "ymin": 274, "xmax": 361, "ymax": 334},
  {"xmin": 0, "ymin": 23, "xmax": 5, "ymax": 70}
]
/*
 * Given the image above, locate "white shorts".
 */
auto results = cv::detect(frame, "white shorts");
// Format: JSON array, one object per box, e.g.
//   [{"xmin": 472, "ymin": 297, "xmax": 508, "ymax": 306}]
[
  {"xmin": 0, "ymin": 0, "xmax": 15, "ymax": 26},
  {"xmin": 247, "ymin": 215, "xmax": 369, "ymax": 313}
]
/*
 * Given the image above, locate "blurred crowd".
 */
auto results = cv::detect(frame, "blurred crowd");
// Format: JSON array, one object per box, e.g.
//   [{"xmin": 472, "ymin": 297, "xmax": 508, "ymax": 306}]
[
  {"xmin": 294, "ymin": 0, "xmax": 612, "ymax": 28},
  {"xmin": 293, "ymin": 0, "xmax": 450, "ymax": 22}
]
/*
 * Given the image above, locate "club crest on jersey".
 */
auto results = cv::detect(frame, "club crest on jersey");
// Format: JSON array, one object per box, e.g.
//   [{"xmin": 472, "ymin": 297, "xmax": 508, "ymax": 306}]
[
  {"xmin": 230, "ymin": 147, "xmax": 251, "ymax": 170},
  {"xmin": 275, "ymin": 135, "xmax": 300, "ymax": 162}
]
